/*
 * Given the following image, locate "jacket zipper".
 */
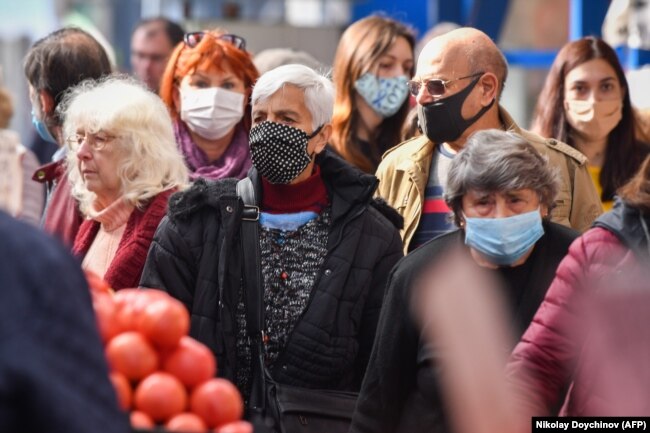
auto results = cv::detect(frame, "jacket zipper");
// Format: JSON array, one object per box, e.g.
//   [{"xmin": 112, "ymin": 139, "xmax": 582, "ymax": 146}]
[{"xmin": 271, "ymin": 204, "xmax": 367, "ymax": 375}]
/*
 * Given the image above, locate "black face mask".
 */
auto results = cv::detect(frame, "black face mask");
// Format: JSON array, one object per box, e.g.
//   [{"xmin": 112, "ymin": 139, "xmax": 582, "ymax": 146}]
[
  {"xmin": 417, "ymin": 75, "xmax": 495, "ymax": 144},
  {"xmin": 249, "ymin": 121, "xmax": 322, "ymax": 184}
]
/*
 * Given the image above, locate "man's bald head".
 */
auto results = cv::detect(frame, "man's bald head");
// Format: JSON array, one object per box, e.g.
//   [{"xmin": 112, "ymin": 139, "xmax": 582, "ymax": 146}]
[{"xmin": 417, "ymin": 27, "xmax": 508, "ymax": 96}]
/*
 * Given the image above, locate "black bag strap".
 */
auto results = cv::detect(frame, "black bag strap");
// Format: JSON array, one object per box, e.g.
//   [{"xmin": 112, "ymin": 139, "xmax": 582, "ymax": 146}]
[{"xmin": 236, "ymin": 177, "xmax": 267, "ymax": 412}]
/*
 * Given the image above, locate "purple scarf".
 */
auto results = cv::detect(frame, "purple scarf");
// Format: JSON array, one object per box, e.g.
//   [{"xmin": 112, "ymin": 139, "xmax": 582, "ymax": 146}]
[{"xmin": 174, "ymin": 119, "xmax": 252, "ymax": 181}]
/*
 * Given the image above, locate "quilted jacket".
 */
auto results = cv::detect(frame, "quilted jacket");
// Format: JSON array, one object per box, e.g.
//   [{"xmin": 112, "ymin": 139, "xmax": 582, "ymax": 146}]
[
  {"xmin": 508, "ymin": 199, "xmax": 650, "ymax": 416},
  {"xmin": 140, "ymin": 150, "xmax": 403, "ymax": 391}
]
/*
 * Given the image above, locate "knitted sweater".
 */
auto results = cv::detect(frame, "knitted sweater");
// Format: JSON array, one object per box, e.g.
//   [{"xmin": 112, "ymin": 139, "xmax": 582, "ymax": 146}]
[
  {"xmin": 72, "ymin": 190, "xmax": 173, "ymax": 290},
  {"xmin": 235, "ymin": 208, "xmax": 331, "ymax": 399}
]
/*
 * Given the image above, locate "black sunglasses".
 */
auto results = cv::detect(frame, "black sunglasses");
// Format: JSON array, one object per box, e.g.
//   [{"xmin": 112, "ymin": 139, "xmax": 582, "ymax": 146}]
[
  {"xmin": 183, "ymin": 32, "xmax": 246, "ymax": 51},
  {"xmin": 407, "ymin": 72, "xmax": 484, "ymax": 97}
]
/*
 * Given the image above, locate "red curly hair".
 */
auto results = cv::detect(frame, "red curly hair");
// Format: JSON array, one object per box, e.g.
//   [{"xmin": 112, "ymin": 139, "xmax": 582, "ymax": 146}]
[{"xmin": 159, "ymin": 29, "xmax": 259, "ymax": 131}]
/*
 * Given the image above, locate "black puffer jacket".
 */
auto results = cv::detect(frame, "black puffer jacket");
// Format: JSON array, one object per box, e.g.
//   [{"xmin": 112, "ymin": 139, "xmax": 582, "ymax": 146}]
[{"xmin": 140, "ymin": 150, "xmax": 403, "ymax": 391}]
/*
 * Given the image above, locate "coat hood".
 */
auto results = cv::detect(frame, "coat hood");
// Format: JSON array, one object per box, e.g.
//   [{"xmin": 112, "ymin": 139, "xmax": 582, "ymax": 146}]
[
  {"xmin": 166, "ymin": 149, "xmax": 403, "ymax": 229},
  {"xmin": 593, "ymin": 198, "xmax": 650, "ymax": 260}
]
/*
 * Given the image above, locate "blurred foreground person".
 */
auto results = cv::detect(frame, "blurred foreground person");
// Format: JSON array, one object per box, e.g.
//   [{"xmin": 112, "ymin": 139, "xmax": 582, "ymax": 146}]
[
  {"xmin": 508, "ymin": 154, "xmax": 650, "ymax": 419},
  {"xmin": 141, "ymin": 64, "xmax": 403, "ymax": 402},
  {"xmin": 413, "ymin": 248, "xmax": 518, "ymax": 433},
  {"xmin": 0, "ymin": 210, "xmax": 129, "ymax": 433},
  {"xmin": 350, "ymin": 130, "xmax": 579, "ymax": 433},
  {"xmin": 62, "ymin": 76, "xmax": 187, "ymax": 289},
  {"xmin": 25, "ymin": 27, "xmax": 112, "ymax": 245}
]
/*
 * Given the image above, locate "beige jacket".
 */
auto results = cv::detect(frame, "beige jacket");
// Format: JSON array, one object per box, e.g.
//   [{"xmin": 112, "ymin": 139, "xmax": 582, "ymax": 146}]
[{"xmin": 375, "ymin": 107, "xmax": 603, "ymax": 253}]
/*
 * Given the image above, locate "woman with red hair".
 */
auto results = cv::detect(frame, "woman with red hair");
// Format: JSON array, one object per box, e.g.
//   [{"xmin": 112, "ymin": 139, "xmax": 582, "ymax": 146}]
[{"xmin": 160, "ymin": 30, "xmax": 259, "ymax": 180}]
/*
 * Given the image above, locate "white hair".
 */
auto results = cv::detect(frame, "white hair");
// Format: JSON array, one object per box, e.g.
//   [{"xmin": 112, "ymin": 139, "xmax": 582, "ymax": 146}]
[
  {"xmin": 251, "ymin": 64, "xmax": 334, "ymax": 130},
  {"xmin": 60, "ymin": 74, "xmax": 188, "ymax": 216}
]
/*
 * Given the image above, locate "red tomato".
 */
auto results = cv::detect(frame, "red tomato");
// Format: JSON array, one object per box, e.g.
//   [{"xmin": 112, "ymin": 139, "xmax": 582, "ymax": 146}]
[
  {"xmin": 92, "ymin": 291, "xmax": 119, "ymax": 343},
  {"xmin": 105, "ymin": 332, "xmax": 158, "ymax": 381},
  {"xmin": 109, "ymin": 371, "xmax": 132, "ymax": 411},
  {"xmin": 113, "ymin": 288, "xmax": 167, "ymax": 332},
  {"xmin": 137, "ymin": 296, "xmax": 190, "ymax": 349},
  {"xmin": 130, "ymin": 410, "xmax": 155, "ymax": 429},
  {"xmin": 166, "ymin": 412, "xmax": 208, "ymax": 432},
  {"xmin": 214, "ymin": 421, "xmax": 253, "ymax": 433},
  {"xmin": 190, "ymin": 378, "xmax": 243, "ymax": 428},
  {"xmin": 135, "ymin": 372, "xmax": 188, "ymax": 423},
  {"xmin": 163, "ymin": 336, "xmax": 217, "ymax": 388},
  {"xmin": 85, "ymin": 270, "xmax": 111, "ymax": 294}
]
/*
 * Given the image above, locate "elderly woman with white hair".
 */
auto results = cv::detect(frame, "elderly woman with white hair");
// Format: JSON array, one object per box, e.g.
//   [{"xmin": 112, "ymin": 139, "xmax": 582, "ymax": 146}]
[
  {"xmin": 141, "ymin": 64, "xmax": 403, "ymax": 403},
  {"xmin": 61, "ymin": 75, "xmax": 188, "ymax": 290},
  {"xmin": 350, "ymin": 129, "xmax": 581, "ymax": 433}
]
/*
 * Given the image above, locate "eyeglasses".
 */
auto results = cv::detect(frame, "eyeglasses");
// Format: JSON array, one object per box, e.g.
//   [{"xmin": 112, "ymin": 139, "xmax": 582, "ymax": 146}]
[
  {"xmin": 66, "ymin": 132, "xmax": 118, "ymax": 152},
  {"xmin": 183, "ymin": 32, "xmax": 246, "ymax": 51},
  {"xmin": 407, "ymin": 72, "xmax": 484, "ymax": 97}
]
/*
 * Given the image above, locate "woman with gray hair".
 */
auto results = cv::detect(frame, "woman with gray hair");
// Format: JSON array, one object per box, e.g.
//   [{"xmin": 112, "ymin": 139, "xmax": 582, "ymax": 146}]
[
  {"xmin": 350, "ymin": 129, "xmax": 580, "ymax": 433},
  {"xmin": 62, "ymin": 75, "xmax": 188, "ymax": 289},
  {"xmin": 141, "ymin": 64, "xmax": 403, "ymax": 405}
]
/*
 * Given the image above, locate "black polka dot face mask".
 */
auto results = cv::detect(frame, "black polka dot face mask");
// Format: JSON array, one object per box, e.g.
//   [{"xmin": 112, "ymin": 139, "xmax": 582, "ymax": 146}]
[{"xmin": 249, "ymin": 121, "xmax": 322, "ymax": 184}]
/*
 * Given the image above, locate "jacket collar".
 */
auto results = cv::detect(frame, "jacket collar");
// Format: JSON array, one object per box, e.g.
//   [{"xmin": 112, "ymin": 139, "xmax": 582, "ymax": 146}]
[
  {"xmin": 32, "ymin": 159, "xmax": 66, "ymax": 184},
  {"xmin": 394, "ymin": 105, "xmax": 518, "ymax": 173},
  {"xmin": 594, "ymin": 199, "xmax": 650, "ymax": 260},
  {"xmin": 251, "ymin": 149, "xmax": 379, "ymax": 223},
  {"xmin": 499, "ymin": 106, "xmax": 524, "ymax": 134},
  {"xmin": 168, "ymin": 150, "xmax": 379, "ymax": 224}
]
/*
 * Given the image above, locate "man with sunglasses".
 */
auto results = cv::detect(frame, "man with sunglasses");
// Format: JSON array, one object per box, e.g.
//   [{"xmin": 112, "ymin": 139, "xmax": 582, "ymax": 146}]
[{"xmin": 376, "ymin": 27, "xmax": 603, "ymax": 253}]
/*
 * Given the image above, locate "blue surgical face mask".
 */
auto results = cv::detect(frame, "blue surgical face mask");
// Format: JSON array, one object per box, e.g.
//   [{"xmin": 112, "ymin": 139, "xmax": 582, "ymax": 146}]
[
  {"xmin": 354, "ymin": 73, "xmax": 409, "ymax": 118},
  {"xmin": 463, "ymin": 208, "xmax": 544, "ymax": 266},
  {"xmin": 31, "ymin": 109, "xmax": 57, "ymax": 144}
]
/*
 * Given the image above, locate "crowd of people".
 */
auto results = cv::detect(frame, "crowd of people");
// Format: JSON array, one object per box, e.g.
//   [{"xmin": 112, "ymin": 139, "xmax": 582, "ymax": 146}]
[{"xmin": 1, "ymin": 11, "xmax": 649, "ymax": 433}]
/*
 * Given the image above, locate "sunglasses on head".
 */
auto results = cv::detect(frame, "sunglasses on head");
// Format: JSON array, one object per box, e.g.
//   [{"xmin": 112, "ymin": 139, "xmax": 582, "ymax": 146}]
[
  {"xmin": 183, "ymin": 31, "xmax": 246, "ymax": 51},
  {"xmin": 407, "ymin": 72, "xmax": 484, "ymax": 97}
]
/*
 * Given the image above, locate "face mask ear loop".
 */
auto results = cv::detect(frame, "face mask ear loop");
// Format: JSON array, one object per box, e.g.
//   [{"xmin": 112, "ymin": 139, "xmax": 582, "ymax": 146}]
[
  {"xmin": 304, "ymin": 124, "xmax": 325, "ymax": 160},
  {"xmin": 307, "ymin": 124, "xmax": 324, "ymax": 140}
]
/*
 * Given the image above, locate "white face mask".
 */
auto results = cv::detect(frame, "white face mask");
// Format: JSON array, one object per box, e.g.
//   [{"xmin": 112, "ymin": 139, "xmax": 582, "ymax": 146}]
[
  {"xmin": 180, "ymin": 87, "xmax": 245, "ymax": 140},
  {"xmin": 564, "ymin": 99, "xmax": 622, "ymax": 141}
]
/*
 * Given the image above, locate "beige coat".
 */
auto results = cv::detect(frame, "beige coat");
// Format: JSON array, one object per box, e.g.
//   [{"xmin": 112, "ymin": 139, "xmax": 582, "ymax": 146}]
[{"xmin": 375, "ymin": 107, "xmax": 603, "ymax": 253}]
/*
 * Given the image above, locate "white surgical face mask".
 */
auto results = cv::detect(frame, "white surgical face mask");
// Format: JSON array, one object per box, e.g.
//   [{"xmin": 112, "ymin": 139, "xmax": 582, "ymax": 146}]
[{"xmin": 180, "ymin": 87, "xmax": 245, "ymax": 140}]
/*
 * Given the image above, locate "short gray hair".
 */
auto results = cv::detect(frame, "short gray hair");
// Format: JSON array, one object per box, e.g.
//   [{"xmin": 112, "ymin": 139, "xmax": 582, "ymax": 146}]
[
  {"xmin": 251, "ymin": 64, "xmax": 334, "ymax": 130},
  {"xmin": 444, "ymin": 129, "xmax": 560, "ymax": 226}
]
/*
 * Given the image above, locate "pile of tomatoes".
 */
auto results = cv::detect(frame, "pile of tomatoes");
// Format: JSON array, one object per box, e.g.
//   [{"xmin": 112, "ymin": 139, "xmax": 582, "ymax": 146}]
[{"xmin": 86, "ymin": 272, "xmax": 251, "ymax": 433}]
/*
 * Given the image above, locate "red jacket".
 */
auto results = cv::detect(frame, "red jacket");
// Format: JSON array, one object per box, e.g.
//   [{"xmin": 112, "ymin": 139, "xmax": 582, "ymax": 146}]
[
  {"xmin": 33, "ymin": 159, "xmax": 83, "ymax": 247},
  {"xmin": 72, "ymin": 190, "xmax": 173, "ymax": 290},
  {"xmin": 507, "ymin": 225, "xmax": 650, "ymax": 417}
]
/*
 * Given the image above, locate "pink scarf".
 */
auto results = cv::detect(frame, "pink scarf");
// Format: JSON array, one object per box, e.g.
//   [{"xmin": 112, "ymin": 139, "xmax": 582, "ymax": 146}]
[{"xmin": 174, "ymin": 119, "xmax": 252, "ymax": 181}]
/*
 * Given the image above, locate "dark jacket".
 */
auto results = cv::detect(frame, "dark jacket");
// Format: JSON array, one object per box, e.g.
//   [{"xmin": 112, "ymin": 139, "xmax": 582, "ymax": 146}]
[
  {"xmin": 140, "ymin": 150, "xmax": 403, "ymax": 391},
  {"xmin": 72, "ymin": 190, "xmax": 173, "ymax": 290},
  {"xmin": 351, "ymin": 222, "xmax": 579, "ymax": 433},
  {"xmin": 0, "ymin": 211, "xmax": 129, "ymax": 433},
  {"xmin": 508, "ymin": 200, "xmax": 650, "ymax": 416}
]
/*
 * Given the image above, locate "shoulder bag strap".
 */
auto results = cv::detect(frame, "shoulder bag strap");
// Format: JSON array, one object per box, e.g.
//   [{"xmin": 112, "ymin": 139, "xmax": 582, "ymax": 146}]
[{"xmin": 236, "ymin": 177, "xmax": 267, "ymax": 411}]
